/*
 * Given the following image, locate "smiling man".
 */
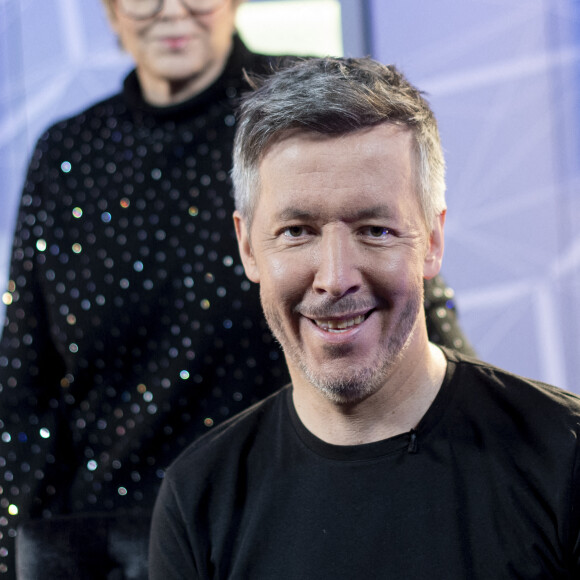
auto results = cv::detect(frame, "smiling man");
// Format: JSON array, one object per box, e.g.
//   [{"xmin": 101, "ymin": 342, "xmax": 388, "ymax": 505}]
[
  {"xmin": 149, "ymin": 58, "xmax": 580, "ymax": 579},
  {"xmin": 236, "ymin": 123, "xmax": 446, "ymax": 444}
]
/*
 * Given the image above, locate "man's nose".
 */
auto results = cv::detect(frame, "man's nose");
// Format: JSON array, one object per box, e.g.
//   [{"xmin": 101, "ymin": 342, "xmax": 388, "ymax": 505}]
[{"xmin": 312, "ymin": 229, "xmax": 362, "ymax": 298}]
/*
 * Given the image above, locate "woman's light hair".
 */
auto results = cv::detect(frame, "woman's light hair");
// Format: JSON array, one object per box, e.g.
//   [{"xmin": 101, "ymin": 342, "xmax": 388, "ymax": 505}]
[{"xmin": 232, "ymin": 57, "xmax": 446, "ymax": 231}]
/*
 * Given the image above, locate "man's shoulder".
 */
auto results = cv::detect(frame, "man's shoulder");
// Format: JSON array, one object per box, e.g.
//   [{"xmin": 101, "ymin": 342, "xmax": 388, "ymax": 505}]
[
  {"xmin": 444, "ymin": 347, "xmax": 580, "ymax": 427},
  {"xmin": 165, "ymin": 385, "xmax": 290, "ymax": 478}
]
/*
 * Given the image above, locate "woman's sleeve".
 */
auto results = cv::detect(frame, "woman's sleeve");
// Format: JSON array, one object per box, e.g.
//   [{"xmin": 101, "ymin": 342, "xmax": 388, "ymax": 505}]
[
  {"xmin": 0, "ymin": 138, "xmax": 66, "ymax": 579},
  {"xmin": 424, "ymin": 274, "xmax": 477, "ymax": 357}
]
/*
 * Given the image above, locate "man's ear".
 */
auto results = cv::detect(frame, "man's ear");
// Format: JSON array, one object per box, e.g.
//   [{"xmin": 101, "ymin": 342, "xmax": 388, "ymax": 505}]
[
  {"xmin": 233, "ymin": 210, "xmax": 260, "ymax": 283},
  {"xmin": 423, "ymin": 210, "xmax": 446, "ymax": 280}
]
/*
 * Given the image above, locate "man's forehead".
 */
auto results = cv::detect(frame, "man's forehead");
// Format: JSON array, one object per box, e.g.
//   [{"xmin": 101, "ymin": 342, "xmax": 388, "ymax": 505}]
[
  {"xmin": 258, "ymin": 124, "xmax": 416, "ymax": 194},
  {"xmin": 250, "ymin": 124, "xmax": 426, "ymax": 232},
  {"xmin": 261, "ymin": 123, "xmax": 413, "ymax": 161}
]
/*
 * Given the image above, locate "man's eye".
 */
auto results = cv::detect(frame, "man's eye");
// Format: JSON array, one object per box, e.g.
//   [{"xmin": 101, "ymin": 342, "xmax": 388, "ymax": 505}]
[
  {"xmin": 365, "ymin": 226, "xmax": 390, "ymax": 238},
  {"xmin": 283, "ymin": 226, "xmax": 305, "ymax": 238}
]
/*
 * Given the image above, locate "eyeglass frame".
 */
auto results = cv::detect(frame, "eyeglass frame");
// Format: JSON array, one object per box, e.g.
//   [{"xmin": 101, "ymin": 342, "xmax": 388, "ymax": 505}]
[{"xmin": 113, "ymin": 0, "xmax": 229, "ymax": 20}]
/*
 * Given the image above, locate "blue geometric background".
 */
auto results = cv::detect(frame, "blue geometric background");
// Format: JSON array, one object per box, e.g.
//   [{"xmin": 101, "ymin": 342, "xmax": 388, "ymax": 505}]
[
  {"xmin": 1, "ymin": 0, "xmax": 579, "ymax": 391},
  {"xmin": 370, "ymin": 0, "xmax": 580, "ymax": 391}
]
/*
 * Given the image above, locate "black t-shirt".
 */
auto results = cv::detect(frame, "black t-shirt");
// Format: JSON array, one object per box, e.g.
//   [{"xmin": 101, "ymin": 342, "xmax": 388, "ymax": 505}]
[{"xmin": 150, "ymin": 348, "xmax": 580, "ymax": 579}]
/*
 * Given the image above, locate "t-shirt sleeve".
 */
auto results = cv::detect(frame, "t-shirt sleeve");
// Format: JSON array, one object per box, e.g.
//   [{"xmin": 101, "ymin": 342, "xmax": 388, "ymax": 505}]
[
  {"xmin": 149, "ymin": 474, "xmax": 200, "ymax": 580},
  {"xmin": 570, "ymin": 425, "xmax": 580, "ymax": 574}
]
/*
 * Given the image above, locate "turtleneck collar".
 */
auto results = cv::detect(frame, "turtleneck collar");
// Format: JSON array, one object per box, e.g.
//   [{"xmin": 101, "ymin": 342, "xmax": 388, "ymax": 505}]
[{"xmin": 122, "ymin": 35, "xmax": 260, "ymax": 121}]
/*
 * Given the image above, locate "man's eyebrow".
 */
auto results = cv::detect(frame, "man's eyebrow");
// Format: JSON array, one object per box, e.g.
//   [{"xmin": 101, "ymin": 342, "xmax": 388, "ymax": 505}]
[
  {"xmin": 276, "ymin": 208, "xmax": 316, "ymax": 222},
  {"xmin": 348, "ymin": 205, "xmax": 395, "ymax": 221}
]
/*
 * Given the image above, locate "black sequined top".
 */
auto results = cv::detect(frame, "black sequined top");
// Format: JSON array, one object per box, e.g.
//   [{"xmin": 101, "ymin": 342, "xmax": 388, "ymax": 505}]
[{"xmin": 0, "ymin": 37, "xmax": 473, "ymax": 577}]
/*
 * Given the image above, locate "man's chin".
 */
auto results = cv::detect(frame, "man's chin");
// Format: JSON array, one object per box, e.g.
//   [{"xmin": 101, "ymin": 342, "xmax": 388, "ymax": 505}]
[{"xmin": 301, "ymin": 364, "xmax": 384, "ymax": 405}]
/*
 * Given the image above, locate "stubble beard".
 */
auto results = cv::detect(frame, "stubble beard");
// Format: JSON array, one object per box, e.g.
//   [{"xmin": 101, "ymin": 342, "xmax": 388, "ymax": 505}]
[{"xmin": 262, "ymin": 284, "xmax": 424, "ymax": 405}]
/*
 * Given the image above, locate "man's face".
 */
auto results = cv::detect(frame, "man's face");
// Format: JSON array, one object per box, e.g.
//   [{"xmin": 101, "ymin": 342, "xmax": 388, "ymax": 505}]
[
  {"xmin": 235, "ymin": 124, "xmax": 444, "ymax": 405},
  {"xmin": 107, "ymin": 0, "xmax": 238, "ymax": 97}
]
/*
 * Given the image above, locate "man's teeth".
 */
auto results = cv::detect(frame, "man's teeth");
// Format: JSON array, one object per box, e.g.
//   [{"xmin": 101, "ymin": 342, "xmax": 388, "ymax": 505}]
[{"xmin": 314, "ymin": 314, "xmax": 366, "ymax": 331}]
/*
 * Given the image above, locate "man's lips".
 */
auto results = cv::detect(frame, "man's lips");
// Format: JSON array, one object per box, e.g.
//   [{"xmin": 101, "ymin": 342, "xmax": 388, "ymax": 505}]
[{"xmin": 309, "ymin": 311, "xmax": 373, "ymax": 332}]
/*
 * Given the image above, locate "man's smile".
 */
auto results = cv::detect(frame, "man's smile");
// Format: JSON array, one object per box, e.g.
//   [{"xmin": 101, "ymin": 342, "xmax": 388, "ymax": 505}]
[{"xmin": 311, "ymin": 313, "xmax": 370, "ymax": 332}]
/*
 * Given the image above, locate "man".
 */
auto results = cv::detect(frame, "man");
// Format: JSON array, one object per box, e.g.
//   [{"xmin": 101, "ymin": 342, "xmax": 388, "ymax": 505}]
[{"xmin": 151, "ymin": 57, "xmax": 580, "ymax": 578}]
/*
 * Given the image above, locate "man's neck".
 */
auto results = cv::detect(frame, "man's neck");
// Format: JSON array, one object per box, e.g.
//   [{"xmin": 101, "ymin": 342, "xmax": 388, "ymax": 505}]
[{"xmin": 291, "ymin": 342, "xmax": 447, "ymax": 446}]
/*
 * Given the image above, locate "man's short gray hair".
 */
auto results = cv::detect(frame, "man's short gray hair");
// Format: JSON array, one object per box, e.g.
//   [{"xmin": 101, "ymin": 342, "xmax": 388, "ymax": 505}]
[{"xmin": 232, "ymin": 57, "xmax": 446, "ymax": 230}]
